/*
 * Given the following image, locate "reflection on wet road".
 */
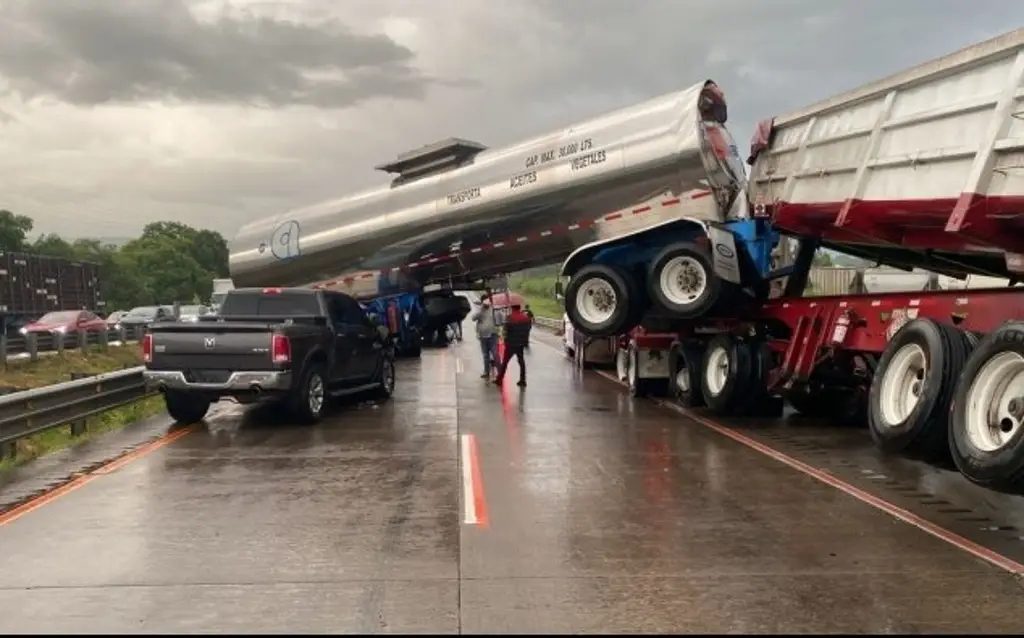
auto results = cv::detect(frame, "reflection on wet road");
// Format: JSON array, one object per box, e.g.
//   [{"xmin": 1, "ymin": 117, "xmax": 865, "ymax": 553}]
[{"xmin": 0, "ymin": 335, "xmax": 1022, "ymax": 633}]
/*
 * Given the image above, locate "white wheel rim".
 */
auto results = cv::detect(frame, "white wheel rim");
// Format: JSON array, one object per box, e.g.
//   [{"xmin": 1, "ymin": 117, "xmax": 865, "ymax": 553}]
[
  {"xmin": 309, "ymin": 373, "xmax": 324, "ymax": 415},
  {"xmin": 878, "ymin": 343, "xmax": 926, "ymax": 427},
  {"xmin": 704, "ymin": 345, "xmax": 730, "ymax": 396},
  {"xmin": 676, "ymin": 365, "xmax": 690, "ymax": 393},
  {"xmin": 575, "ymin": 278, "xmax": 617, "ymax": 326},
  {"xmin": 616, "ymin": 348, "xmax": 629, "ymax": 381},
  {"xmin": 659, "ymin": 256, "xmax": 707, "ymax": 307},
  {"xmin": 964, "ymin": 351, "xmax": 1024, "ymax": 453},
  {"xmin": 628, "ymin": 350, "xmax": 638, "ymax": 387}
]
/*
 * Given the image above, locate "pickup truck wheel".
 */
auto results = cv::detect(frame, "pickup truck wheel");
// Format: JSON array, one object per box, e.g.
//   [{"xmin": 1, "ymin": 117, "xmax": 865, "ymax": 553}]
[
  {"xmin": 164, "ymin": 391, "xmax": 210, "ymax": 425},
  {"xmin": 291, "ymin": 364, "xmax": 327, "ymax": 424},
  {"xmin": 373, "ymin": 356, "xmax": 396, "ymax": 401}
]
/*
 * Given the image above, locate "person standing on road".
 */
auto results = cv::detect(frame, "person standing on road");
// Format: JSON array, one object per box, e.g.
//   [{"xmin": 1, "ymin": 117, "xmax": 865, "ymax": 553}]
[
  {"xmin": 471, "ymin": 299, "xmax": 497, "ymax": 379},
  {"xmin": 523, "ymin": 304, "xmax": 535, "ymax": 350},
  {"xmin": 494, "ymin": 304, "xmax": 532, "ymax": 388}
]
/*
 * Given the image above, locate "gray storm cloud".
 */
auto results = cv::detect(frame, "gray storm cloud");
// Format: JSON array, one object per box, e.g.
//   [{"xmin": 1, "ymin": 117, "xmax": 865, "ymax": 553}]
[{"xmin": 0, "ymin": 0, "xmax": 464, "ymax": 108}]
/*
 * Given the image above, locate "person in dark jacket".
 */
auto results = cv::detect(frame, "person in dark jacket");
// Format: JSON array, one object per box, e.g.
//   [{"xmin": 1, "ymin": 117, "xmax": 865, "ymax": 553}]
[{"xmin": 494, "ymin": 304, "xmax": 532, "ymax": 387}]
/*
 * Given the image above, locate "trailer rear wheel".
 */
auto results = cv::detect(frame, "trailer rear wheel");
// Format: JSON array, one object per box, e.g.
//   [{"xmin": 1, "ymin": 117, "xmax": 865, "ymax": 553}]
[
  {"xmin": 566, "ymin": 264, "xmax": 638, "ymax": 337},
  {"xmin": 700, "ymin": 334, "xmax": 756, "ymax": 415},
  {"xmin": 949, "ymin": 322, "xmax": 1024, "ymax": 492},
  {"xmin": 668, "ymin": 341, "xmax": 705, "ymax": 408},
  {"xmin": 647, "ymin": 243, "xmax": 729, "ymax": 319},
  {"xmin": 868, "ymin": 319, "xmax": 973, "ymax": 460}
]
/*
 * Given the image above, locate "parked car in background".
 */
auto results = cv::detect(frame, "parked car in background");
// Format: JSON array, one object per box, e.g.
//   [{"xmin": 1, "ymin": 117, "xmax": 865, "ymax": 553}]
[
  {"xmin": 177, "ymin": 304, "xmax": 212, "ymax": 322},
  {"xmin": 119, "ymin": 306, "xmax": 174, "ymax": 328},
  {"xmin": 20, "ymin": 310, "xmax": 107, "ymax": 336},
  {"xmin": 105, "ymin": 310, "xmax": 127, "ymax": 328}
]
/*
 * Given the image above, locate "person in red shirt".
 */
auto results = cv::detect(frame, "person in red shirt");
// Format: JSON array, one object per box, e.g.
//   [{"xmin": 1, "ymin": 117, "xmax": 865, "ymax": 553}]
[{"xmin": 494, "ymin": 304, "xmax": 532, "ymax": 387}]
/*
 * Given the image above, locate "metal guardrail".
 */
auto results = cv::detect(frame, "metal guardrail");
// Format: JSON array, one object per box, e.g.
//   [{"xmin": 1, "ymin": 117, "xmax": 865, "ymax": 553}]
[
  {"xmin": 2, "ymin": 324, "xmax": 147, "ymax": 361},
  {"xmin": 0, "ymin": 366, "xmax": 150, "ymax": 460}
]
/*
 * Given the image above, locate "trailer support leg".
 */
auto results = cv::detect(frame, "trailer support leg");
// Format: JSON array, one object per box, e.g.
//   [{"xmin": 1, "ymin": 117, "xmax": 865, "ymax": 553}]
[{"xmin": 783, "ymin": 238, "xmax": 819, "ymax": 298}]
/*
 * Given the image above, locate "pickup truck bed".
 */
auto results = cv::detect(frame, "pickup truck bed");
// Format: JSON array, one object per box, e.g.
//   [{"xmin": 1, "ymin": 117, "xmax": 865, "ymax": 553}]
[{"xmin": 143, "ymin": 288, "xmax": 395, "ymax": 424}]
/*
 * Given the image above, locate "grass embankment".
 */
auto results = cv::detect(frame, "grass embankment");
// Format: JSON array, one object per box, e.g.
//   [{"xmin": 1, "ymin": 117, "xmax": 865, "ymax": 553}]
[
  {"xmin": 0, "ymin": 345, "xmax": 165, "ymax": 473},
  {"xmin": 508, "ymin": 274, "xmax": 564, "ymax": 320}
]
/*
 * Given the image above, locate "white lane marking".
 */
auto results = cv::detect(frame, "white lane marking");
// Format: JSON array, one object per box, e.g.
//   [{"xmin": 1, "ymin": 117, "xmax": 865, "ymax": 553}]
[{"xmin": 461, "ymin": 433, "xmax": 477, "ymax": 525}]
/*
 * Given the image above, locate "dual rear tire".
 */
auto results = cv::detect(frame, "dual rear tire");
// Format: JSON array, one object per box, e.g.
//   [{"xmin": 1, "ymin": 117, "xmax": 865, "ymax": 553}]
[{"xmin": 564, "ymin": 241, "xmax": 735, "ymax": 338}]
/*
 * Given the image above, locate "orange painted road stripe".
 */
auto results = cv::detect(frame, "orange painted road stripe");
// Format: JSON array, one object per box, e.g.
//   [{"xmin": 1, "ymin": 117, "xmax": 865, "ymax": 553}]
[
  {"xmin": 469, "ymin": 432, "xmax": 489, "ymax": 528},
  {"xmin": 0, "ymin": 423, "xmax": 198, "ymax": 528}
]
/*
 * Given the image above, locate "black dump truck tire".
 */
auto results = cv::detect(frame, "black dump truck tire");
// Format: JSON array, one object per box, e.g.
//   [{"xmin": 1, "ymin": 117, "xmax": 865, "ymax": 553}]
[
  {"xmin": 949, "ymin": 322, "xmax": 1024, "ymax": 493},
  {"xmin": 647, "ymin": 242, "xmax": 727, "ymax": 319},
  {"xmin": 668, "ymin": 340, "xmax": 705, "ymax": 408},
  {"xmin": 700, "ymin": 334, "xmax": 757, "ymax": 416},
  {"xmin": 867, "ymin": 318, "xmax": 973, "ymax": 460},
  {"xmin": 565, "ymin": 264, "xmax": 640, "ymax": 338}
]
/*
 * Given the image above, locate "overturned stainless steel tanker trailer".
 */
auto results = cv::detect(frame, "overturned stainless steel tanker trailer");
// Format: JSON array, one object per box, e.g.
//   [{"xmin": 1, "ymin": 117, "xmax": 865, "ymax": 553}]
[{"xmin": 227, "ymin": 80, "xmax": 747, "ymax": 294}]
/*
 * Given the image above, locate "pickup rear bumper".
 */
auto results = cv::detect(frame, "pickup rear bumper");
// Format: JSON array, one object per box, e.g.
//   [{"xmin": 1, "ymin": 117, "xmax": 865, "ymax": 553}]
[{"xmin": 144, "ymin": 370, "xmax": 293, "ymax": 394}]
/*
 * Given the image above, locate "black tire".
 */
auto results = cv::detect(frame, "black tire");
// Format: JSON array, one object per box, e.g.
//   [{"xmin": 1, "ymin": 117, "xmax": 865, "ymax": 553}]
[
  {"xmin": 289, "ymin": 363, "xmax": 328, "ymax": 424},
  {"xmin": 372, "ymin": 355, "xmax": 396, "ymax": 401},
  {"xmin": 164, "ymin": 391, "xmax": 211, "ymax": 425},
  {"xmin": 565, "ymin": 264, "xmax": 639, "ymax": 338},
  {"xmin": 647, "ymin": 242, "xmax": 729, "ymax": 319},
  {"xmin": 700, "ymin": 334, "xmax": 757, "ymax": 415},
  {"xmin": 668, "ymin": 340, "xmax": 705, "ymax": 408},
  {"xmin": 949, "ymin": 322, "xmax": 1024, "ymax": 492},
  {"xmin": 737, "ymin": 338, "xmax": 775, "ymax": 416},
  {"xmin": 867, "ymin": 319, "xmax": 973, "ymax": 460}
]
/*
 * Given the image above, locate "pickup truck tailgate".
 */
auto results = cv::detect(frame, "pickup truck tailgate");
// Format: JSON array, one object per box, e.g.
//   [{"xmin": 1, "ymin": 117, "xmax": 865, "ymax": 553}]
[{"xmin": 148, "ymin": 325, "xmax": 276, "ymax": 376}]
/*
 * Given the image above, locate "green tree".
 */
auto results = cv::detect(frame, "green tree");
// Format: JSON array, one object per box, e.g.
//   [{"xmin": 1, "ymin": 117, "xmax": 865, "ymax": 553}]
[
  {"xmin": 33, "ymin": 233, "xmax": 78, "ymax": 259},
  {"xmin": 140, "ymin": 221, "xmax": 229, "ymax": 277},
  {"xmin": 812, "ymin": 251, "xmax": 834, "ymax": 267},
  {"xmin": 0, "ymin": 209, "xmax": 34, "ymax": 252},
  {"xmin": 119, "ymin": 234, "xmax": 211, "ymax": 306}
]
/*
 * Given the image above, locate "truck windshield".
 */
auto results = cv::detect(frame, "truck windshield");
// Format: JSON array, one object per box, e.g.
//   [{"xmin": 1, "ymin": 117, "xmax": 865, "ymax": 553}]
[{"xmin": 220, "ymin": 291, "xmax": 320, "ymax": 317}]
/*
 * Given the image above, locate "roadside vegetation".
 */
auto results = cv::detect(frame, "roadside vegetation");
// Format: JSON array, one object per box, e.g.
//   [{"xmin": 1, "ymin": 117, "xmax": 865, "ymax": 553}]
[
  {"xmin": 508, "ymin": 269, "xmax": 565, "ymax": 320},
  {"xmin": 0, "ymin": 344, "xmax": 165, "ymax": 474},
  {"xmin": 2, "ymin": 345, "xmax": 143, "ymax": 390},
  {"xmin": 0, "ymin": 396, "xmax": 165, "ymax": 474}
]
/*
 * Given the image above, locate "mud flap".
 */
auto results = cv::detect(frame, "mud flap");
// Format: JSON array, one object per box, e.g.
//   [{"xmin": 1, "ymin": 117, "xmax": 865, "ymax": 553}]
[{"xmin": 707, "ymin": 225, "xmax": 741, "ymax": 284}]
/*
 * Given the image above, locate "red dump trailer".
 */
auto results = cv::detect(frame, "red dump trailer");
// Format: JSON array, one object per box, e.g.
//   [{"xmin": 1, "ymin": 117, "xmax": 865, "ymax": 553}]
[{"xmin": 600, "ymin": 30, "xmax": 1024, "ymax": 494}]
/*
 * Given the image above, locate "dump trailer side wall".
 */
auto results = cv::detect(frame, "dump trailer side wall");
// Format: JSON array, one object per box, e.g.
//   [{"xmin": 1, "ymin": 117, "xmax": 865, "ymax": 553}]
[{"xmin": 748, "ymin": 29, "xmax": 1024, "ymax": 277}]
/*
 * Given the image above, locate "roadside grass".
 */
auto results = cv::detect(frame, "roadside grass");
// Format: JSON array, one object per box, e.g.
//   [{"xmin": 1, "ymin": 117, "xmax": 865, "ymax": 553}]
[
  {"xmin": 2, "ymin": 345, "xmax": 143, "ymax": 390},
  {"xmin": 0, "ymin": 344, "xmax": 163, "ymax": 475},
  {"xmin": 509, "ymin": 275, "xmax": 564, "ymax": 320},
  {"xmin": 0, "ymin": 396, "xmax": 166, "ymax": 474}
]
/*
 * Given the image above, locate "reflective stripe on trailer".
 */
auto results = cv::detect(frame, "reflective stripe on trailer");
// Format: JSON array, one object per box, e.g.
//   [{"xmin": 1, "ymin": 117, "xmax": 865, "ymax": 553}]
[{"xmin": 312, "ymin": 191, "xmax": 712, "ymax": 288}]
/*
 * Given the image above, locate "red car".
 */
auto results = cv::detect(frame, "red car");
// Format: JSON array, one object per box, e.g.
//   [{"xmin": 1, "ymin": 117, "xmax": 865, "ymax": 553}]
[{"xmin": 20, "ymin": 310, "xmax": 107, "ymax": 336}]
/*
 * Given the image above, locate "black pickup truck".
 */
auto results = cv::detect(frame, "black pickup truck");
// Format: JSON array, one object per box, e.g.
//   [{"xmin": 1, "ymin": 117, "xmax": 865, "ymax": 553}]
[{"xmin": 142, "ymin": 287, "xmax": 395, "ymax": 424}]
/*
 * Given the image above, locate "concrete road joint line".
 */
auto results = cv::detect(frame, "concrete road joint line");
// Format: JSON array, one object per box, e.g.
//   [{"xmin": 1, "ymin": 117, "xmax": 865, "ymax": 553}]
[{"xmin": 531, "ymin": 332, "xmax": 1024, "ymax": 577}]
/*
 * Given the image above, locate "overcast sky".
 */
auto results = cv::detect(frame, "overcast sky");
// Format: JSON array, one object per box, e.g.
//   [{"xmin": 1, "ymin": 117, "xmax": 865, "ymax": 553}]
[{"xmin": 0, "ymin": 0, "xmax": 1019, "ymax": 240}]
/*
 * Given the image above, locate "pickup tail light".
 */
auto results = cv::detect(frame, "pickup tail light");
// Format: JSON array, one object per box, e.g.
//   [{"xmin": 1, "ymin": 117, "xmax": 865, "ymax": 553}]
[
  {"xmin": 271, "ymin": 334, "xmax": 291, "ymax": 364},
  {"xmin": 141, "ymin": 334, "xmax": 153, "ymax": 363}
]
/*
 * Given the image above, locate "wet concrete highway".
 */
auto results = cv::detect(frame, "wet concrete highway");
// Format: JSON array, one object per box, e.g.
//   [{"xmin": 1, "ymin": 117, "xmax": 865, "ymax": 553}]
[{"xmin": 1, "ymin": 334, "xmax": 1024, "ymax": 633}]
